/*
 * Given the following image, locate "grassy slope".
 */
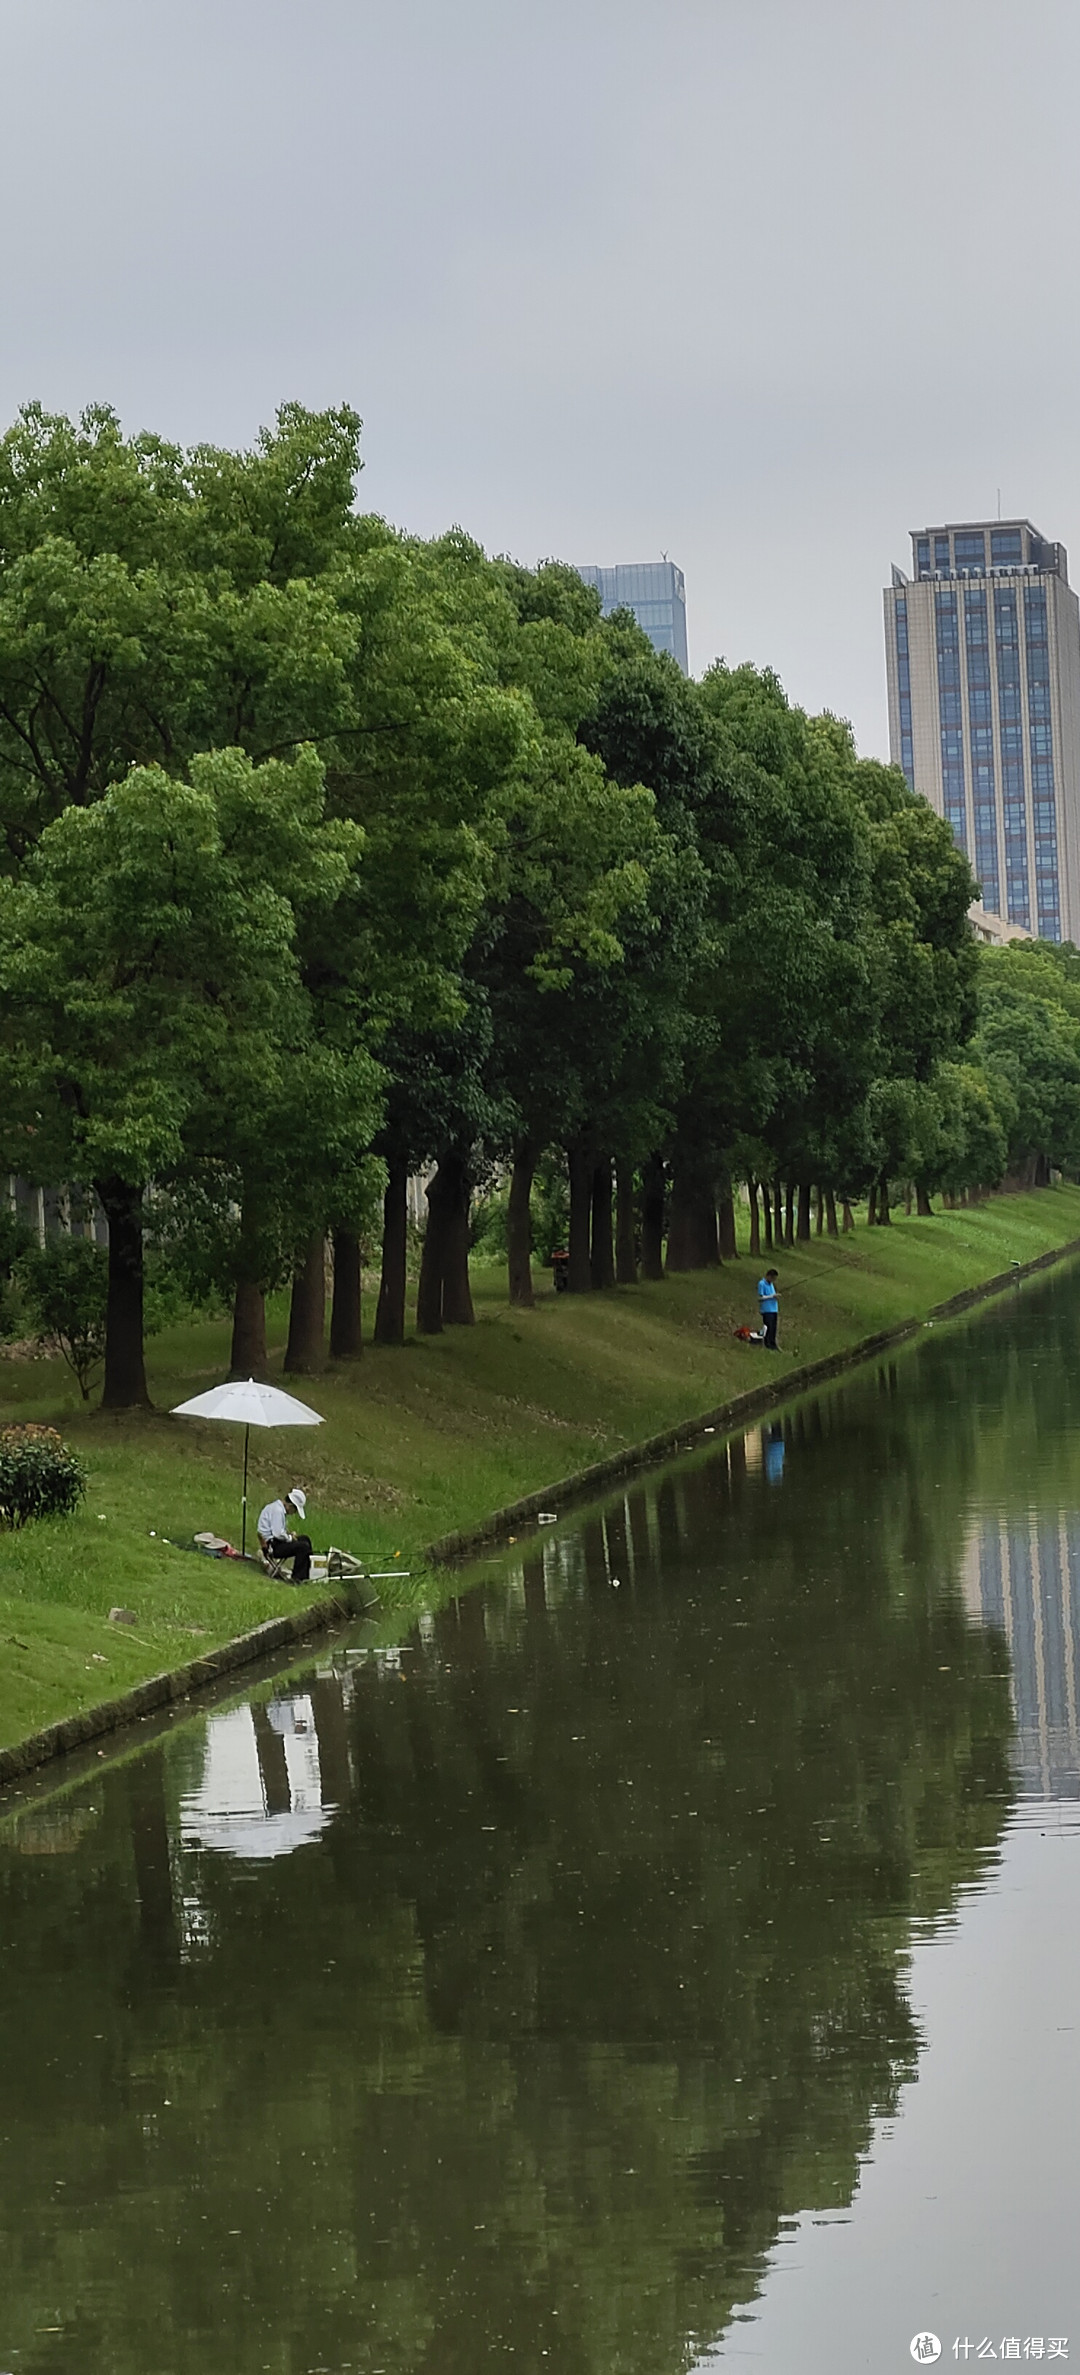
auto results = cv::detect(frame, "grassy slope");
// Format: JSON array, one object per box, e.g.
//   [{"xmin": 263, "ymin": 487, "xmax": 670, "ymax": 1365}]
[{"xmin": 1, "ymin": 1183, "xmax": 1079, "ymax": 1749}]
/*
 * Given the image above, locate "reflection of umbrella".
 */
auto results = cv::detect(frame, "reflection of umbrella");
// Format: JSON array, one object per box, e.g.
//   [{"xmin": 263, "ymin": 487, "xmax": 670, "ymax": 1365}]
[
  {"xmin": 179, "ymin": 1704, "xmax": 333, "ymax": 1860},
  {"xmin": 170, "ymin": 1377, "xmax": 324, "ymax": 1556}
]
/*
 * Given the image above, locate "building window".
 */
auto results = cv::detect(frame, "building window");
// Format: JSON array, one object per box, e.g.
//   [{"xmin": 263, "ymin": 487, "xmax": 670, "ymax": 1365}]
[
  {"xmin": 936, "ymin": 591, "xmax": 967, "ymax": 848},
  {"xmin": 994, "ymin": 587, "xmax": 1029, "ymax": 923},
  {"xmin": 955, "ymin": 532, "xmax": 986, "ymax": 570},
  {"xmin": 992, "ymin": 528, "xmax": 1023, "ymax": 566},
  {"xmin": 1024, "ymin": 583, "xmax": 1049, "ymax": 644},
  {"xmin": 916, "ymin": 536, "xmax": 931, "ymax": 578},
  {"xmin": 894, "ymin": 596, "xmax": 914, "ymax": 788},
  {"xmin": 935, "ymin": 534, "xmax": 951, "ymax": 571},
  {"xmin": 1023, "ymin": 583, "xmax": 1059, "ymax": 934}
]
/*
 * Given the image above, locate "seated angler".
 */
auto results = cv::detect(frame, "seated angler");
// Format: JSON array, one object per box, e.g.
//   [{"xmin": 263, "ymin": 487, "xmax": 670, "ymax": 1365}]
[{"xmin": 256, "ymin": 1485, "xmax": 312, "ymax": 1583}]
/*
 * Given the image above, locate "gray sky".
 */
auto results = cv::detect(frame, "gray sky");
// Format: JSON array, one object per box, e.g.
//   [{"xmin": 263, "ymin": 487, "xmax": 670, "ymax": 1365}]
[{"xmin": 5, "ymin": 0, "xmax": 1080, "ymax": 757}]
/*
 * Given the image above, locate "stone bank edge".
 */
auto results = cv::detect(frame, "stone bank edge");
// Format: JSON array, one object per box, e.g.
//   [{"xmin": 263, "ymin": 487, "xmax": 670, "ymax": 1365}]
[
  {"xmin": 2, "ymin": 1234, "xmax": 1078, "ymax": 1788},
  {"xmin": 422, "ymin": 1236, "xmax": 1080, "ymax": 1560},
  {"xmin": 0, "ymin": 1585, "xmax": 369, "ymax": 1787}
]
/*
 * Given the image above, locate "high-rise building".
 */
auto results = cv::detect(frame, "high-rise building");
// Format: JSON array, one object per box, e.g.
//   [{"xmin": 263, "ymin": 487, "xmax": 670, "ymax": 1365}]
[
  {"xmin": 883, "ymin": 519, "xmax": 1080, "ymax": 942},
  {"xmin": 575, "ymin": 560, "xmax": 688, "ymax": 673}
]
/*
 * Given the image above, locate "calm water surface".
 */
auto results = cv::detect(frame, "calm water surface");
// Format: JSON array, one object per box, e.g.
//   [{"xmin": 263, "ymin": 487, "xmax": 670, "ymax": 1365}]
[{"xmin": 4, "ymin": 1268, "xmax": 1080, "ymax": 2374}]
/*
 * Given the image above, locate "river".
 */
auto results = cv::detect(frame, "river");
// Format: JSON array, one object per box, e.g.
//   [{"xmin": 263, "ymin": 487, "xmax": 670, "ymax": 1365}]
[{"xmin": 3, "ymin": 1265, "xmax": 1080, "ymax": 2373}]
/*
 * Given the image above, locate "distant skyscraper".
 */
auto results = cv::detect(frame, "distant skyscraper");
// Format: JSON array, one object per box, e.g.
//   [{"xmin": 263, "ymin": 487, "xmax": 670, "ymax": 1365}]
[
  {"xmin": 884, "ymin": 519, "xmax": 1080, "ymax": 943},
  {"xmin": 575, "ymin": 560, "xmax": 688, "ymax": 673}
]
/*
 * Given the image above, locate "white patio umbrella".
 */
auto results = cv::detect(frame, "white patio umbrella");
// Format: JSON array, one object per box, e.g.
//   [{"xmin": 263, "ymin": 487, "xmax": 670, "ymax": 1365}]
[{"xmin": 170, "ymin": 1377, "xmax": 324, "ymax": 1557}]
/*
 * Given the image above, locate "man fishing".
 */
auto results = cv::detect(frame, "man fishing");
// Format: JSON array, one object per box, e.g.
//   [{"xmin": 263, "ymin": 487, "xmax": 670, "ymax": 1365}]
[
  {"xmin": 757, "ymin": 1267, "xmax": 780, "ymax": 1351},
  {"xmin": 256, "ymin": 1486, "xmax": 312, "ymax": 1582}
]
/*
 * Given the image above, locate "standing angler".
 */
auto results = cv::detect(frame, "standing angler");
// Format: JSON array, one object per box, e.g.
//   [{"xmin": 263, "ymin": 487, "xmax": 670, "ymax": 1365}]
[{"xmin": 757, "ymin": 1267, "xmax": 780, "ymax": 1351}]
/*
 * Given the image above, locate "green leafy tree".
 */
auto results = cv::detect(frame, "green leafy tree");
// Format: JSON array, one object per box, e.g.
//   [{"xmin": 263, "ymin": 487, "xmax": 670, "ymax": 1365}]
[
  {"xmin": 974, "ymin": 946, "xmax": 1080, "ymax": 1182},
  {"xmin": 0, "ymin": 746, "xmax": 365, "ymax": 1406},
  {"xmin": 665, "ymin": 668, "xmax": 874, "ymax": 1260},
  {"xmin": 0, "ymin": 402, "xmax": 365, "ymax": 870}
]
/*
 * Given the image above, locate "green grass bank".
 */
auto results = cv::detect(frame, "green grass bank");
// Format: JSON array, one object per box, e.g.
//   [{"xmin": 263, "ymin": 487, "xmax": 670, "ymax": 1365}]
[{"xmin": 1, "ymin": 1182, "xmax": 1079, "ymax": 1753}]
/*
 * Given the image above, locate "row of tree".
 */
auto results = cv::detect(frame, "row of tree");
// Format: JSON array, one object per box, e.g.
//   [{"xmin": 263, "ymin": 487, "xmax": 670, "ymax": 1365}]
[{"xmin": 0, "ymin": 402, "xmax": 1077, "ymax": 1407}]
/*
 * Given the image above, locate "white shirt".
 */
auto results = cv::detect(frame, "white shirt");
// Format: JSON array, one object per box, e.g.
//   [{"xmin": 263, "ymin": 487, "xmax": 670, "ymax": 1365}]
[{"xmin": 257, "ymin": 1499, "xmax": 290, "ymax": 1544}]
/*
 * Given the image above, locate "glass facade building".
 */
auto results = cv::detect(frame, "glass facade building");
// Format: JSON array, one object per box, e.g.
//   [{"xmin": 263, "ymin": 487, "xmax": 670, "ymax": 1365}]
[
  {"xmin": 884, "ymin": 520, "xmax": 1080, "ymax": 943},
  {"xmin": 575, "ymin": 561, "xmax": 689, "ymax": 673}
]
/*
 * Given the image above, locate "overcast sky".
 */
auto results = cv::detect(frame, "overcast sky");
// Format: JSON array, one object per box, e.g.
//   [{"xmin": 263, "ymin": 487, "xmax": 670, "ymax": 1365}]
[{"xmin": 5, "ymin": 0, "xmax": 1080, "ymax": 756}]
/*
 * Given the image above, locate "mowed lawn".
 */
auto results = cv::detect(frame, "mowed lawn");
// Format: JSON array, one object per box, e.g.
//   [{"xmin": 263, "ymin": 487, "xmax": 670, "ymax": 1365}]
[{"xmin": 1, "ymin": 1182, "xmax": 1079, "ymax": 1750}]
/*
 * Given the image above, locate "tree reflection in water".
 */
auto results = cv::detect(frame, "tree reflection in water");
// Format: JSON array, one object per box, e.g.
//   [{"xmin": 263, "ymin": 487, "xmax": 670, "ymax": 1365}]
[{"xmin": 0, "ymin": 1310, "xmax": 1035, "ymax": 2375}]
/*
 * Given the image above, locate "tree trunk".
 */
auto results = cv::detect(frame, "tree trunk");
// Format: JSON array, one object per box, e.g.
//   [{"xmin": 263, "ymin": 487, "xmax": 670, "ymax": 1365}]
[
  {"xmin": 285, "ymin": 1231, "xmax": 326, "ymax": 1373},
  {"xmin": 877, "ymin": 1170, "xmax": 891, "ymax": 1224},
  {"xmin": 666, "ymin": 1166, "xmax": 717, "ymax": 1270},
  {"xmin": 826, "ymin": 1188, "xmax": 839, "ymax": 1238},
  {"xmin": 507, "ymin": 1139, "xmax": 537, "ymax": 1309},
  {"xmin": 640, "ymin": 1154, "xmax": 665, "ymax": 1281},
  {"xmin": 95, "ymin": 1177, "xmax": 150, "ymax": 1409},
  {"xmin": 916, "ymin": 1181, "xmax": 933, "ymax": 1217},
  {"xmin": 773, "ymin": 1181, "xmax": 785, "ymax": 1245},
  {"xmin": 230, "ymin": 1279, "xmax": 267, "ymax": 1378},
  {"xmin": 374, "ymin": 1159, "xmax": 408, "ymax": 1346},
  {"xmin": 784, "ymin": 1182, "xmax": 795, "ymax": 1247},
  {"xmin": 330, "ymin": 1228, "xmax": 363, "ymax": 1359},
  {"xmin": 589, "ymin": 1159, "xmax": 615, "ymax": 1288},
  {"xmin": 867, "ymin": 1182, "xmax": 877, "ymax": 1226},
  {"xmin": 796, "ymin": 1182, "xmax": 812, "ymax": 1242},
  {"xmin": 442, "ymin": 1153, "xmax": 475, "ymax": 1325},
  {"xmin": 417, "ymin": 1150, "xmax": 474, "ymax": 1332},
  {"xmin": 415, "ymin": 1178, "xmax": 446, "ymax": 1334},
  {"xmin": 566, "ymin": 1141, "xmax": 593, "ymax": 1292},
  {"xmin": 748, "ymin": 1181, "xmax": 761, "ymax": 1258},
  {"xmin": 762, "ymin": 1182, "xmax": 773, "ymax": 1251},
  {"xmin": 841, "ymin": 1198, "xmax": 854, "ymax": 1233},
  {"xmin": 815, "ymin": 1185, "xmax": 824, "ymax": 1236},
  {"xmin": 718, "ymin": 1178, "xmax": 738, "ymax": 1261},
  {"xmin": 615, "ymin": 1158, "xmax": 638, "ymax": 1285}
]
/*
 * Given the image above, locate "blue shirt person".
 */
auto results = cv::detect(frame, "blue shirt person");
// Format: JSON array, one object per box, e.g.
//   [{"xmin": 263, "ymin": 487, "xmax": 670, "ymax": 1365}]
[{"xmin": 757, "ymin": 1268, "xmax": 780, "ymax": 1350}]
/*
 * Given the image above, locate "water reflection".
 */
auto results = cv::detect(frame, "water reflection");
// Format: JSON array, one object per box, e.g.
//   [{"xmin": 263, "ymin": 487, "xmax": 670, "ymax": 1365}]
[
  {"xmin": 5, "ymin": 1268, "xmax": 1080, "ymax": 2370},
  {"xmin": 963, "ymin": 1517, "xmax": 1080, "ymax": 1797},
  {"xmin": 180, "ymin": 1695, "xmax": 334, "ymax": 1860}
]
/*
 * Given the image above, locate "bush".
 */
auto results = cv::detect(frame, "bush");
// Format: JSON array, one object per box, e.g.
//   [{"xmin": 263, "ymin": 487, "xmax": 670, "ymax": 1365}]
[
  {"xmin": 19, "ymin": 1237, "xmax": 108, "ymax": 1399},
  {"xmin": 0, "ymin": 1424, "xmax": 86, "ymax": 1529}
]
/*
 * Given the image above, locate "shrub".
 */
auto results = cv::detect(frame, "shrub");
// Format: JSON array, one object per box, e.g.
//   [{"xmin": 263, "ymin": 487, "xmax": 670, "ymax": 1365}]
[
  {"xmin": 19, "ymin": 1237, "xmax": 108, "ymax": 1400},
  {"xmin": 0, "ymin": 1424, "xmax": 86, "ymax": 1529}
]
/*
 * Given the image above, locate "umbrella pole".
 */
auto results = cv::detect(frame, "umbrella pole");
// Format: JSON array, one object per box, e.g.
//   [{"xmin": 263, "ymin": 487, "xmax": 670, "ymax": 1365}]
[{"xmin": 241, "ymin": 1425, "xmax": 249, "ymax": 1559}]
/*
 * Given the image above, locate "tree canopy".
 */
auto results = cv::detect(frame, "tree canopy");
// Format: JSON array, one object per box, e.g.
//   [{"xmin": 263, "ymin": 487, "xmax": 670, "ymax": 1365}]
[{"xmin": 0, "ymin": 397, "xmax": 1073, "ymax": 1400}]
